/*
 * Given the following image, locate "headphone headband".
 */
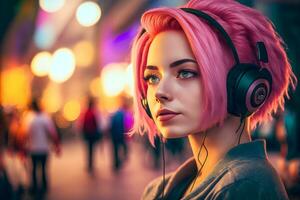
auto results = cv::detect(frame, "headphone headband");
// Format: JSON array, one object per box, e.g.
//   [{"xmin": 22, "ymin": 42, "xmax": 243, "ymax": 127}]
[{"xmin": 180, "ymin": 8, "xmax": 240, "ymax": 65}]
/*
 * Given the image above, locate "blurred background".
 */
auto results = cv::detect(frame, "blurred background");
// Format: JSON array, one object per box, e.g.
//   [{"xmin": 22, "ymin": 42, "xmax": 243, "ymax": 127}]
[{"xmin": 0, "ymin": 0, "xmax": 299, "ymax": 200}]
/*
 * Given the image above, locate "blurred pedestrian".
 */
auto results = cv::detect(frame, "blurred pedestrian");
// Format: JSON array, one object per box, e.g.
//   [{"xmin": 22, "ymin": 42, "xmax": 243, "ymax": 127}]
[
  {"xmin": 25, "ymin": 99, "xmax": 60, "ymax": 194},
  {"xmin": 79, "ymin": 97, "xmax": 102, "ymax": 173},
  {"xmin": 4, "ymin": 107, "xmax": 29, "ymax": 199},
  {"xmin": 0, "ymin": 105, "xmax": 7, "ymax": 169},
  {"xmin": 0, "ymin": 105, "xmax": 8, "ymax": 156},
  {"xmin": 109, "ymin": 96, "xmax": 132, "ymax": 171},
  {"xmin": 0, "ymin": 105, "xmax": 13, "ymax": 200}
]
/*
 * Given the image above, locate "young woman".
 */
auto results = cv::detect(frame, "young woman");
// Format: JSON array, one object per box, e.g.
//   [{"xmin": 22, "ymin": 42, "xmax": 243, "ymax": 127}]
[{"xmin": 130, "ymin": 0, "xmax": 296, "ymax": 199}]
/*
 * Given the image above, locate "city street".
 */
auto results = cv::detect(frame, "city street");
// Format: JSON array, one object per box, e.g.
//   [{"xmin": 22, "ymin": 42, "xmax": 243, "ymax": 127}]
[{"xmin": 42, "ymin": 137, "xmax": 184, "ymax": 200}]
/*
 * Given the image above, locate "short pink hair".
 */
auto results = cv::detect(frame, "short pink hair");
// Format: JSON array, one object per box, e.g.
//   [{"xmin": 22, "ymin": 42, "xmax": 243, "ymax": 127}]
[{"xmin": 130, "ymin": 0, "xmax": 296, "ymax": 145}]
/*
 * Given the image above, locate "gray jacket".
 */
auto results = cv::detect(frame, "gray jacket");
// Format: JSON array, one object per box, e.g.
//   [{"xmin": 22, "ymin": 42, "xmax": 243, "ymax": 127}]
[{"xmin": 142, "ymin": 140, "xmax": 289, "ymax": 200}]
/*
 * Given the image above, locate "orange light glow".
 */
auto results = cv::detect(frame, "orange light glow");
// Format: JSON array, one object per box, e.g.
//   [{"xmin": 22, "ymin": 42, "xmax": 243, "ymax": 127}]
[
  {"xmin": 1, "ymin": 67, "xmax": 30, "ymax": 107},
  {"xmin": 41, "ymin": 82, "xmax": 62, "ymax": 113},
  {"xmin": 63, "ymin": 100, "xmax": 81, "ymax": 121},
  {"xmin": 89, "ymin": 77, "xmax": 101, "ymax": 97},
  {"xmin": 73, "ymin": 40, "xmax": 95, "ymax": 68},
  {"xmin": 54, "ymin": 113, "xmax": 70, "ymax": 129}
]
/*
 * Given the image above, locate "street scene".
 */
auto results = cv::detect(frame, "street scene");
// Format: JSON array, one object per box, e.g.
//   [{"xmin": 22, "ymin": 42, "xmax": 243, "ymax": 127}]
[{"xmin": 1, "ymin": 0, "xmax": 300, "ymax": 200}]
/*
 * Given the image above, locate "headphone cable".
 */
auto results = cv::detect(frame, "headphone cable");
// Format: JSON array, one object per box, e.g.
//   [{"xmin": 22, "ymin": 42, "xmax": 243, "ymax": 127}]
[
  {"xmin": 189, "ymin": 131, "xmax": 208, "ymax": 193},
  {"xmin": 236, "ymin": 117, "xmax": 246, "ymax": 145},
  {"xmin": 161, "ymin": 136, "xmax": 166, "ymax": 200},
  {"xmin": 189, "ymin": 117, "xmax": 245, "ymax": 194}
]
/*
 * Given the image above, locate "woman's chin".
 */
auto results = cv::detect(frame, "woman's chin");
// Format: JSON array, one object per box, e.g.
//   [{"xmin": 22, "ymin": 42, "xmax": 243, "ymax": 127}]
[{"xmin": 160, "ymin": 130, "xmax": 189, "ymax": 139}]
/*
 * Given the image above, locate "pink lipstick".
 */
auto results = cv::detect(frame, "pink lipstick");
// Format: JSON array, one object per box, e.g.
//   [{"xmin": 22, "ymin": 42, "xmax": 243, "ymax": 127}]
[{"xmin": 156, "ymin": 109, "xmax": 179, "ymax": 122}]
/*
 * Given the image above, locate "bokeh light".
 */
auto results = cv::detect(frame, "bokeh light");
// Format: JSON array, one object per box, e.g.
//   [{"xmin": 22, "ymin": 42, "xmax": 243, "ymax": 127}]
[
  {"xmin": 63, "ymin": 100, "xmax": 81, "ymax": 121},
  {"xmin": 31, "ymin": 51, "xmax": 52, "ymax": 77},
  {"xmin": 54, "ymin": 112, "xmax": 70, "ymax": 129},
  {"xmin": 1, "ymin": 67, "xmax": 30, "ymax": 107},
  {"xmin": 39, "ymin": 0, "xmax": 65, "ymax": 13},
  {"xmin": 33, "ymin": 23, "xmax": 56, "ymax": 49},
  {"xmin": 49, "ymin": 48, "xmax": 76, "ymax": 83},
  {"xmin": 125, "ymin": 63, "xmax": 134, "ymax": 96},
  {"xmin": 90, "ymin": 77, "xmax": 101, "ymax": 97},
  {"xmin": 76, "ymin": 1, "xmax": 101, "ymax": 27},
  {"xmin": 101, "ymin": 63, "xmax": 128, "ymax": 97},
  {"xmin": 73, "ymin": 40, "xmax": 95, "ymax": 67},
  {"xmin": 41, "ymin": 82, "xmax": 62, "ymax": 113}
]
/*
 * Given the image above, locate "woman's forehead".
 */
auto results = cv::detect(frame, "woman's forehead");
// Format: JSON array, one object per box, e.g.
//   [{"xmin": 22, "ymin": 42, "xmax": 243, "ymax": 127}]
[{"xmin": 146, "ymin": 30, "xmax": 196, "ymax": 68}]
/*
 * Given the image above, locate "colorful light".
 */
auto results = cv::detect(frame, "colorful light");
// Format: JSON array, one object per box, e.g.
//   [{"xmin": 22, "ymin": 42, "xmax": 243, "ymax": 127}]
[
  {"xmin": 39, "ymin": 0, "xmax": 65, "ymax": 13},
  {"xmin": 101, "ymin": 63, "xmax": 127, "ymax": 97},
  {"xmin": 76, "ymin": 1, "xmax": 101, "ymax": 27},
  {"xmin": 73, "ymin": 40, "xmax": 95, "ymax": 67},
  {"xmin": 49, "ymin": 48, "xmax": 76, "ymax": 83},
  {"xmin": 31, "ymin": 51, "xmax": 52, "ymax": 77},
  {"xmin": 54, "ymin": 113, "xmax": 70, "ymax": 129},
  {"xmin": 33, "ymin": 23, "xmax": 56, "ymax": 49},
  {"xmin": 1, "ymin": 67, "xmax": 30, "ymax": 107},
  {"xmin": 89, "ymin": 77, "xmax": 101, "ymax": 97},
  {"xmin": 125, "ymin": 63, "xmax": 134, "ymax": 96},
  {"xmin": 41, "ymin": 82, "xmax": 62, "ymax": 113},
  {"xmin": 63, "ymin": 100, "xmax": 81, "ymax": 121}
]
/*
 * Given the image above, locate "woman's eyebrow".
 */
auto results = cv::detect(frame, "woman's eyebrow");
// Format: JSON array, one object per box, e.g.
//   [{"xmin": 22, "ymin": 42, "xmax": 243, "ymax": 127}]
[
  {"xmin": 170, "ymin": 58, "xmax": 197, "ymax": 68},
  {"xmin": 145, "ymin": 58, "xmax": 197, "ymax": 70},
  {"xmin": 145, "ymin": 65, "xmax": 158, "ymax": 70}
]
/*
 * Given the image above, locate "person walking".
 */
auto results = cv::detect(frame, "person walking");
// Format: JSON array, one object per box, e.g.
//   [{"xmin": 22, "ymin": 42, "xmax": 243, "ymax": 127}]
[
  {"xmin": 26, "ymin": 99, "xmax": 60, "ymax": 194},
  {"xmin": 109, "ymin": 97, "xmax": 132, "ymax": 171},
  {"xmin": 80, "ymin": 97, "xmax": 102, "ymax": 173}
]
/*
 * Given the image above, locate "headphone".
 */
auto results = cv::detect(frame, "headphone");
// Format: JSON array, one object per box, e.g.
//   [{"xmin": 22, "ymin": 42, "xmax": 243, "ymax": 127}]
[{"xmin": 141, "ymin": 8, "xmax": 272, "ymax": 119}]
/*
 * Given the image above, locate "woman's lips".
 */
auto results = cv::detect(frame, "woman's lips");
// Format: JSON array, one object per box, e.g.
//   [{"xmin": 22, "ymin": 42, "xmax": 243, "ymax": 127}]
[{"xmin": 157, "ymin": 113, "xmax": 179, "ymax": 122}]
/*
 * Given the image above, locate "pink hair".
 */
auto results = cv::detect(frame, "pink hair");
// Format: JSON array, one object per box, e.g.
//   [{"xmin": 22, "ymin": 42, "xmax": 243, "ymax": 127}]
[{"xmin": 130, "ymin": 0, "xmax": 297, "ymax": 145}]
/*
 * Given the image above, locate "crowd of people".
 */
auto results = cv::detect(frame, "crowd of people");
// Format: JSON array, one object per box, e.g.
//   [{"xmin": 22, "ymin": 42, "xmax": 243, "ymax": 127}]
[
  {"xmin": 0, "ymin": 95, "xmax": 189, "ymax": 199},
  {"xmin": 0, "ymin": 99, "xmax": 61, "ymax": 199}
]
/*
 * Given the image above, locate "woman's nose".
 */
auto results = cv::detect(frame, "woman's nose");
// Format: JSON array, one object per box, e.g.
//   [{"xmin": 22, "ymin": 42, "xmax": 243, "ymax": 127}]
[{"xmin": 154, "ymin": 77, "xmax": 173, "ymax": 103}]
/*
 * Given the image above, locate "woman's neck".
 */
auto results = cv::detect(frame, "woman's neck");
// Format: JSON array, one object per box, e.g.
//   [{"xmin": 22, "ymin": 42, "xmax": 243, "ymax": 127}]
[{"xmin": 187, "ymin": 116, "xmax": 251, "ymax": 188}]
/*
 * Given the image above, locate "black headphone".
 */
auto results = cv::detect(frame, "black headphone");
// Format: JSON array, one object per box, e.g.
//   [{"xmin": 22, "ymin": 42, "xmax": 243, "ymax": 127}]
[{"xmin": 141, "ymin": 8, "xmax": 272, "ymax": 119}]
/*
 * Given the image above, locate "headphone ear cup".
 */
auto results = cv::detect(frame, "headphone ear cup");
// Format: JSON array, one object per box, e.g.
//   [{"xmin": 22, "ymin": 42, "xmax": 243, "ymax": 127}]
[
  {"xmin": 227, "ymin": 64, "xmax": 253, "ymax": 116},
  {"xmin": 141, "ymin": 98, "xmax": 153, "ymax": 119},
  {"xmin": 227, "ymin": 64, "xmax": 272, "ymax": 117}
]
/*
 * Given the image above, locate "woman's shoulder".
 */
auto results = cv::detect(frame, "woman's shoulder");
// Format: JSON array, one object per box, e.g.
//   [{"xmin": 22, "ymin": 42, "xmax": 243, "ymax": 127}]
[
  {"xmin": 212, "ymin": 176, "xmax": 288, "ymax": 200},
  {"xmin": 226, "ymin": 157, "xmax": 280, "ymax": 183},
  {"xmin": 211, "ymin": 158, "xmax": 288, "ymax": 199},
  {"xmin": 216, "ymin": 140, "xmax": 283, "ymax": 186}
]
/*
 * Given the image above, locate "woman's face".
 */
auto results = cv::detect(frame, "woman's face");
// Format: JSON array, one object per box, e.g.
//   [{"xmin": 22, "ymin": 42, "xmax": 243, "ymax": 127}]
[{"xmin": 144, "ymin": 30, "xmax": 203, "ymax": 138}]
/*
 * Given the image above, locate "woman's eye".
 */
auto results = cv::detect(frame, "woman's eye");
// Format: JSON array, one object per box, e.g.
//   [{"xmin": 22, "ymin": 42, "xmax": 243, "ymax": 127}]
[
  {"xmin": 144, "ymin": 74, "xmax": 160, "ymax": 85},
  {"xmin": 177, "ymin": 70, "xmax": 198, "ymax": 79}
]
